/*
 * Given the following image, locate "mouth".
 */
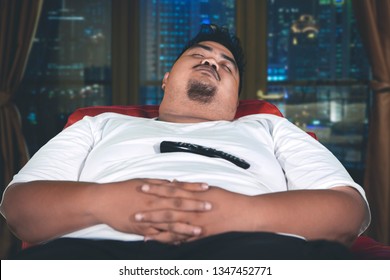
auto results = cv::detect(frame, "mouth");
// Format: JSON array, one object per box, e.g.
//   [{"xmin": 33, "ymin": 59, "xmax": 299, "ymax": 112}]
[{"xmin": 193, "ymin": 64, "xmax": 220, "ymax": 81}]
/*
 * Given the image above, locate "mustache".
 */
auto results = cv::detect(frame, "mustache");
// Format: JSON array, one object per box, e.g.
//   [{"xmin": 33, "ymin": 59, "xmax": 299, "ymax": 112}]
[{"xmin": 193, "ymin": 64, "xmax": 220, "ymax": 81}]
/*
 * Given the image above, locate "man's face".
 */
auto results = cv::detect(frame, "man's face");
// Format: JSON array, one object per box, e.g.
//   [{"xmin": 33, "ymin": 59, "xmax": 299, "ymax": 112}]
[{"xmin": 159, "ymin": 41, "xmax": 240, "ymax": 122}]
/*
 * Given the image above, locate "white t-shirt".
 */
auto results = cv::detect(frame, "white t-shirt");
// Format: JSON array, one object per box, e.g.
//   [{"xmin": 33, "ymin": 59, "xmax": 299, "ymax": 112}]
[{"xmin": 4, "ymin": 113, "xmax": 370, "ymax": 241}]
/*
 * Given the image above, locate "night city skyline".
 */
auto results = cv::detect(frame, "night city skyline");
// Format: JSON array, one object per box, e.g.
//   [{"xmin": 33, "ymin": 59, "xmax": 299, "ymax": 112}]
[{"xmin": 16, "ymin": 0, "xmax": 369, "ymax": 182}]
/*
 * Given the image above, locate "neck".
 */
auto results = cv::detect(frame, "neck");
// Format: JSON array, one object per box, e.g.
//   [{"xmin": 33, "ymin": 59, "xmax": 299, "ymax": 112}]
[{"xmin": 157, "ymin": 113, "xmax": 214, "ymax": 123}]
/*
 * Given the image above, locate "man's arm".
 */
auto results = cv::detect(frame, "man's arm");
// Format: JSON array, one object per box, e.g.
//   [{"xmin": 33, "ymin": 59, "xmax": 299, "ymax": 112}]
[
  {"xmin": 135, "ymin": 185, "xmax": 369, "ymax": 246},
  {"xmin": 0, "ymin": 179, "xmax": 211, "ymax": 244}
]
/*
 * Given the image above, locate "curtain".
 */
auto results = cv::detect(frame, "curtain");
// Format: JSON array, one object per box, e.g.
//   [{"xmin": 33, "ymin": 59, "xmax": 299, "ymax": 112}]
[
  {"xmin": 0, "ymin": 0, "xmax": 43, "ymax": 259},
  {"xmin": 353, "ymin": 0, "xmax": 390, "ymax": 245}
]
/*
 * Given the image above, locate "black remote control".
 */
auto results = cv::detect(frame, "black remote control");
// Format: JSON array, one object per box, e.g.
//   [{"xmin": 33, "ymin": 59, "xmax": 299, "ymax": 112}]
[{"xmin": 160, "ymin": 141, "xmax": 250, "ymax": 169}]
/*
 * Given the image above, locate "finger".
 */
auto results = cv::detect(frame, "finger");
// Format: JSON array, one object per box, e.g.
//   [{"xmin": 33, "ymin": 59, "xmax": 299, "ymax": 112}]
[
  {"xmin": 139, "ymin": 183, "xmax": 209, "ymax": 198},
  {"xmin": 144, "ymin": 231, "xmax": 193, "ymax": 245},
  {"xmin": 171, "ymin": 180, "xmax": 209, "ymax": 192},
  {"xmin": 166, "ymin": 196, "xmax": 212, "ymax": 211},
  {"xmin": 151, "ymin": 222, "xmax": 202, "ymax": 237},
  {"xmin": 143, "ymin": 178, "xmax": 171, "ymax": 185},
  {"xmin": 140, "ymin": 192, "xmax": 212, "ymax": 211},
  {"xmin": 135, "ymin": 209, "xmax": 203, "ymax": 224}
]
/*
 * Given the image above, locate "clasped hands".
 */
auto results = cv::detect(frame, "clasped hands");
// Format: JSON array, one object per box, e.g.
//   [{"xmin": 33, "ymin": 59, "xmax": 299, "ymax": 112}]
[
  {"xmin": 132, "ymin": 179, "xmax": 214, "ymax": 244},
  {"xmin": 94, "ymin": 177, "xmax": 246, "ymax": 245},
  {"xmin": 94, "ymin": 178, "xmax": 247, "ymax": 245}
]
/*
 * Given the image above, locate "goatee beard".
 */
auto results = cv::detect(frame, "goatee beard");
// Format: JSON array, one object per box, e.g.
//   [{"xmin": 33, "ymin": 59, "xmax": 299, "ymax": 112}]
[{"xmin": 186, "ymin": 79, "xmax": 217, "ymax": 104}]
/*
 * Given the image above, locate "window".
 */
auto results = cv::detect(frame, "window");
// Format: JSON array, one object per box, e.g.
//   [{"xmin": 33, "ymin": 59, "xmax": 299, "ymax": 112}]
[
  {"xmin": 16, "ymin": 0, "xmax": 112, "ymax": 155},
  {"xmin": 266, "ymin": 0, "xmax": 370, "ymax": 183}
]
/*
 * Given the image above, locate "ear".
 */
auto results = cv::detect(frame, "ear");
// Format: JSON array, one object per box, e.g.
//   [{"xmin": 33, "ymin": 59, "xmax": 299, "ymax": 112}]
[{"xmin": 161, "ymin": 72, "xmax": 170, "ymax": 90}]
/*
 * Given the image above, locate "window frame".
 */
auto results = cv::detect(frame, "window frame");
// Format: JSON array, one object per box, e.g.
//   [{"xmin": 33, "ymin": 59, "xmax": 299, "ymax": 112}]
[{"xmin": 112, "ymin": 0, "xmax": 139, "ymax": 105}]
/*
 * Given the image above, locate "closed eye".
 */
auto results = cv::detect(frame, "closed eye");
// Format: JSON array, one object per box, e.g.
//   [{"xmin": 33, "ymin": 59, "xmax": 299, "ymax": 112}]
[
  {"xmin": 222, "ymin": 64, "xmax": 232, "ymax": 73},
  {"xmin": 192, "ymin": 53, "xmax": 204, "ymax": 58}
]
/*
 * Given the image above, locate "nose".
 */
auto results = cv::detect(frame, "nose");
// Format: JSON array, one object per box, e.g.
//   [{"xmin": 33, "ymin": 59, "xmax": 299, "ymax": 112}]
[{"xmin": 201, "ymin": 58, "xmax": 219, "ymax": 71}]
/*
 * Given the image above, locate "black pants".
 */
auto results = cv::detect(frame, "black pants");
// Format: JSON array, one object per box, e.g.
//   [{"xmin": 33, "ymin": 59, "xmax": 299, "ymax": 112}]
[{"xmin": 10, "ymin": 232, "xmax": 353, "ymax": 260}]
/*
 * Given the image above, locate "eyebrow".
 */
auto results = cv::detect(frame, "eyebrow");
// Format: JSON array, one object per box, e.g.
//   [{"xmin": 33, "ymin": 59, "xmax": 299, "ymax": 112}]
[{"xmin": 190, "ymin": 43, "xmax": 238, "ymax": 71}]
